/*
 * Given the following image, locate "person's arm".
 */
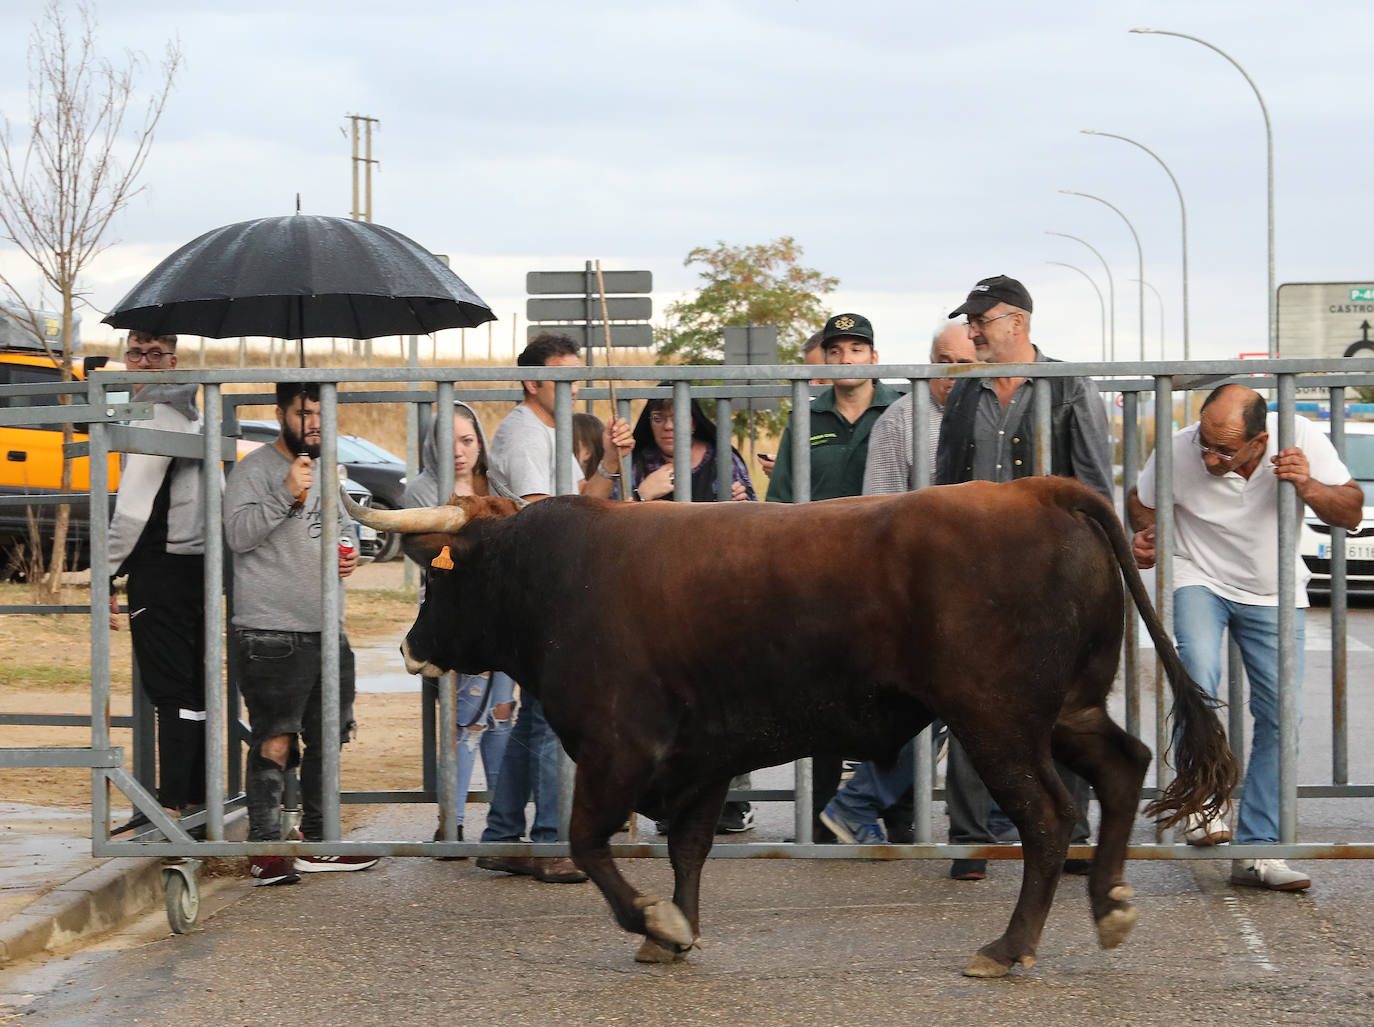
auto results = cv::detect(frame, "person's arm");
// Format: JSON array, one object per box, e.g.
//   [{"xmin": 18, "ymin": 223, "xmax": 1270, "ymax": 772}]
[
  {"xmin": 729, "ymin": 449, "xmax": 758, "ymax": 501},
  {"xmin": 1125, "ymin": 484, "xmax": 1157, "ymax": 569},
  {"xmin": 1066, "ymin": 378, "xmax": 1114, "ymax": 501},
  {"xmin": 1272, "ymin": 447, "xmax": 1363, "ymax": 530},
  {"xmin": 765, "ymin": 426, "xmax": 794, "ymax": 503},
  {"xmin": 222, "ymin": 457, "xmax": 296, "ymax": 554},
  {"xmin": 862, "ymin": 402, "xmax": 911, "ymax": 496},
  {"xmin": 581, "ymin": 416, "xmax": 634, "ymax": 499}
]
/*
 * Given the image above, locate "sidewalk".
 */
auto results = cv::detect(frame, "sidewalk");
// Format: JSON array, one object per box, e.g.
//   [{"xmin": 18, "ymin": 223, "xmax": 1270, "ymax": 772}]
[{"xmin": 0, "ymin": 802, "xmax": 166, "ymax": 966}]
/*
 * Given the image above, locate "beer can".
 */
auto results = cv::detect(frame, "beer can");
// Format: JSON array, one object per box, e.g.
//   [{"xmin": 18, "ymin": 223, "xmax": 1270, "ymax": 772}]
[{"xmin": 338, "ymin": 536, "xmax": 356, "ymax": 559}]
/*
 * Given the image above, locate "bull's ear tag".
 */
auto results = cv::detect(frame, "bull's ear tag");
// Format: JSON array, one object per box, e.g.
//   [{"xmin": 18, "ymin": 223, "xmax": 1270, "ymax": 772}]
[{"xmin": 431, "ymin": 546, "xmax": 454, "ymax": 570}]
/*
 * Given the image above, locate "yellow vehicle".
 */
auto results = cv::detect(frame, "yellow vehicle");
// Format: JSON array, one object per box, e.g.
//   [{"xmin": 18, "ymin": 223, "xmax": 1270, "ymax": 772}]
[{"xmin": 0, "ymin": 324, "xmax": 121, "ymax": 576}]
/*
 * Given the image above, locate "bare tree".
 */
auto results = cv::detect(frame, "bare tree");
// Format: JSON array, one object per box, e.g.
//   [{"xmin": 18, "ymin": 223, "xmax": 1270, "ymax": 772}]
[{"xmin": 0, "ymin": 1, "xmax": 180, "ymax": 598}]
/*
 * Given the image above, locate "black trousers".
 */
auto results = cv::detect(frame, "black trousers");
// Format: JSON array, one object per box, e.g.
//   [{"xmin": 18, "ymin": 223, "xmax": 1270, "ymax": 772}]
[{"xmin": 126, "ymin": 553, "xmax": 206, "ymax": 810}]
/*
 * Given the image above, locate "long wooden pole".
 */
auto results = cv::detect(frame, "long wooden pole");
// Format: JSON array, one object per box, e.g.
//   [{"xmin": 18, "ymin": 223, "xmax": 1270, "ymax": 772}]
[{"xmin": 594, "ymin": 260, "xmax": 631, "ymax": 504}]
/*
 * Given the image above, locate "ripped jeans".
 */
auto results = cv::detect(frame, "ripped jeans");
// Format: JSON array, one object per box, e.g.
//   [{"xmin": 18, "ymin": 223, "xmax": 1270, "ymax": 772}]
[{"xmin": 454, "ymin": 671, "xmax": 515, "ymax": 825}]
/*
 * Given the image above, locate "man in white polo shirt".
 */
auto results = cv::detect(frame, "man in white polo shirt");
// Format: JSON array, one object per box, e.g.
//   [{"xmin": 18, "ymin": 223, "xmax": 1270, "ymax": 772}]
[{"xmin": 1127, "ymin": 384, "xmax": 1362, "ymax": 891}]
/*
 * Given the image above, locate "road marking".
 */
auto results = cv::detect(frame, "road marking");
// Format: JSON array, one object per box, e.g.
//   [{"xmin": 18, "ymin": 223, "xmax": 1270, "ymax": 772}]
[{"xmin": 1220, "ymin": 893, "xmax": 1278, "ymax": 972}]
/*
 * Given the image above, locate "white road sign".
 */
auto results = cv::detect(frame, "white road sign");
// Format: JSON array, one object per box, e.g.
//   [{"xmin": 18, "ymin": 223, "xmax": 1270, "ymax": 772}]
[{"xmin": 1277, "ymin": 282, "xmax": 1374, "ymax": 359}]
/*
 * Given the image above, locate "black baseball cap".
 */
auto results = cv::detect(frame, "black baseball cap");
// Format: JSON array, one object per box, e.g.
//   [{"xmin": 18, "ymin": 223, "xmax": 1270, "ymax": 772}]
[
  {"xmin": 948, "ymin": 275, "xmax": 1033, "ymax": 318},
  {"xmin": 821, "ymin": 312, "xmax": 874, "ymax": 346}
]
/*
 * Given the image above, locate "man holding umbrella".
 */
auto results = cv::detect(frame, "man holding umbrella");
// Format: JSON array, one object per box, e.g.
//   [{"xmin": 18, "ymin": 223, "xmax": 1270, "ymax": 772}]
[{"xmin": 224, "ymin": 382, "xmax": 377, "ymax": 885}]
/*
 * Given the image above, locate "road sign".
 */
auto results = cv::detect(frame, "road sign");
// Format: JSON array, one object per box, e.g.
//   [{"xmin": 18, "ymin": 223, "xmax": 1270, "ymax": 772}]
[
  {"xmin": 526, "ymin": 270, "xmax": 652, "ymax": 295},
  {"xmin": 723, "ymin": 325, "xmax": 780, "ymax": 411},
  {"xmin": 526, "ymin": 297, "xmax": 652, "ymax": 322},
  {"xmin": 1277, "ymin": 282, "xmax": 1374, "ymax": 358},
  {"xmin": 526, "ymin": 324, "xmax": 653, "ymax": 348}
]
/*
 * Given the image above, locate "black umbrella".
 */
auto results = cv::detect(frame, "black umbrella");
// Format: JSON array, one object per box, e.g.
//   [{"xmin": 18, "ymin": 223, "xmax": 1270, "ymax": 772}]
[{"xmin": 102, "ymin": 214, "xmax": 495, "ymax": 344}]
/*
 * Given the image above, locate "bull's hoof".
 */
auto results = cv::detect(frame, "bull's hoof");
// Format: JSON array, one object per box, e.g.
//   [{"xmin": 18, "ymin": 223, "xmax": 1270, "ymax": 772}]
[
  {"xmin": 641, "ymin": 898, "xmax": 695, "ymax": 949},
  {"xmin": 962, "ymin": 952, "xmax": 1034, "ymax": 979},
  {"xmin": 1096, "ymin": 903, "xmax": 1139, "ymax": 950},
  {"xmin": 1108, "ymin": 883, "xmax": 1136, "ymax": 902},
  {"xmin": 635, "ymin": 937, "xmax": 690, "ymax": 963}
]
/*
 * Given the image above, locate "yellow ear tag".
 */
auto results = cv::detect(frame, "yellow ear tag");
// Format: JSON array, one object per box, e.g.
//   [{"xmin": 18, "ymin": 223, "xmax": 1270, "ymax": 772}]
[{"xmin": 431, "ymin": 545, "xmax": 454, "ymax": 570}]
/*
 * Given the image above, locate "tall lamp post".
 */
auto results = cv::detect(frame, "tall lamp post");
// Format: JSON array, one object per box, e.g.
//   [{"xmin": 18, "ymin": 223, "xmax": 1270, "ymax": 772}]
[
  {"xmin": 1061, "ymin": 190, "xmax": 1145, "ymax": 363},
  {"xmin": 1046, "ymin": 231, "xmax": 1115, "ymax": 363},
  {"xmin": 1132, "ymin": 277, "xmax": 1165, "ymax": 359},
  {"xmin": 1083, "ymin": 129, "xmax": 1190, "ymax": 359},
  {"xmin": 1047, "ymin": 261, "xmax": 1107, "ymax": 362},
  {"xmin": 1132, "ymin": 28, "xmax": 1274, "ymax": 357}
]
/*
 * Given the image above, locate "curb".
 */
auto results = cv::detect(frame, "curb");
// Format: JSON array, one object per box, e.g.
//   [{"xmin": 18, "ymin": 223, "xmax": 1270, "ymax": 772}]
[
  {"xmin": 0, "ymin": 809, "xmax": 249, "ymax": 967},
  {"xmin": 0, "ymin": 856, "xmax": 164, "ymax": 966}
]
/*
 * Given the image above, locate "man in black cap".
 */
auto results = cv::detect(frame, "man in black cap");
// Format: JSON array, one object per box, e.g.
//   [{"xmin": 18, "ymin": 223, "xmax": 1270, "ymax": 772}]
[
  {"xmin": 937, "ymin": 274, "xmax": 1112, "ymax": 880},
  {"xmin": 767, "ymin": 312, "xmax": 902, "ymax": 840}
]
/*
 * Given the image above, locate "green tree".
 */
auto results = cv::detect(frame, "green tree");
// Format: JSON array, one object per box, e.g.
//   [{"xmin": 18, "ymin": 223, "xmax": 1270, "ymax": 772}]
[
  {"xmin": 655, "ymin": 238, "xmax": 837, "ymax": 439},
  {"xmin": 0, "ymin": 1, "xmax": 180, "ymax": 599}
]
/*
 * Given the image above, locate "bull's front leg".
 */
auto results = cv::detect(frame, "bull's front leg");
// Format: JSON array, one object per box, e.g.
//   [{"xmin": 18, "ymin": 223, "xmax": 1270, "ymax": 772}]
[{"xmin": 567, "ymin": 763, "xmax": 695, "ymax": 961}]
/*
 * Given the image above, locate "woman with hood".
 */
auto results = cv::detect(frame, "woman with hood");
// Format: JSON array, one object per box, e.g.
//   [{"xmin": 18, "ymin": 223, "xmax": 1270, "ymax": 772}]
[
  {"xmin": 404, "ymin": 400, "xmax": 514, "ymax": 853},
  {"xmin": 624, "ymin": 388, "xmax": 757, "ymax": 504},
  {"xmin": 622, "ymin": 388, "xmax": 759, "ymax": 834}
]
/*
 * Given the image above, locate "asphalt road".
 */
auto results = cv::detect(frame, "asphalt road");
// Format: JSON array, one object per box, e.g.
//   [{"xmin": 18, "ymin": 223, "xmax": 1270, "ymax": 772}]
[{"xmin": 4, "ymin": 600, "xmax": 1374, "ymax": 1026}]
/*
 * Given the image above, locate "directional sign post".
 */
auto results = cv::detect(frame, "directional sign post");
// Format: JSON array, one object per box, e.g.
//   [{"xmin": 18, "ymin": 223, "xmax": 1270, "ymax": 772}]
[
  {"xmin": 1276, "ymin": 282, "xmax": 1374, "ymax": 359},
  {"xmin": 723, "ymin": 324, "xmax": 780, "ymax": 412},
  {"xmin": 525, "ymin": 264, "xmax": 653, "ymax": 349}
]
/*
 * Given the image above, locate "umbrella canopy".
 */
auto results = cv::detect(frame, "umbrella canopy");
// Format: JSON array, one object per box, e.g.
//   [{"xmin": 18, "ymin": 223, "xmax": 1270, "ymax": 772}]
[{"xmin": 102, "ymin": 215, "xmax": 495, "ymax": 340}]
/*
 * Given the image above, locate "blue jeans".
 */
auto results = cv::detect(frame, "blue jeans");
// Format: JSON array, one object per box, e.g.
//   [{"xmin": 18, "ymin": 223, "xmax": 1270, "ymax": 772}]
[
  {"xmin": 1173, "ymin": 585, "xmax": 1304, "ymax": 845},
  {"xmin": 455, "ymin": 672, "xmax": 515, "ymax": 826},
  {"xmin": 480, "ymin": 692, "xmax": 562, "ymax": 844}
]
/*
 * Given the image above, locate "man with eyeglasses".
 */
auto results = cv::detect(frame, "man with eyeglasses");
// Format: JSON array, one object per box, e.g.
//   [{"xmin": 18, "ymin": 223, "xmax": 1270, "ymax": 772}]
[
  {"xmin": 1127, "ymin": 384, "xmax": 1362, "ymax": 891},
  {"xmin": 937, "ymin": 274, "xmax": 1111, "ymax": 881},
  {"xmin": 108, "ymin": 332, "xmax": 211, "ymax": 834}
]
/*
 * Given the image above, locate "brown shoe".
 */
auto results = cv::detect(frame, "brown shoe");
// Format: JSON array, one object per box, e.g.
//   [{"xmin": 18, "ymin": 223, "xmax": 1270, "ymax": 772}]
[
  {"xmin": 534, "ymin": 856, "xmax": 588, "ymax": 883},
  {"xmin": 475, "ymin": 854, "xmax": 539, "ymax": 877}
]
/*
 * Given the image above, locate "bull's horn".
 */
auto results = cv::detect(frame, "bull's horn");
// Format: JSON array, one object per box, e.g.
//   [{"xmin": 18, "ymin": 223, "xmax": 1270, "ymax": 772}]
[{"xmin": 339, "ymin": 486, "xmax": 469, "ymax": 534}]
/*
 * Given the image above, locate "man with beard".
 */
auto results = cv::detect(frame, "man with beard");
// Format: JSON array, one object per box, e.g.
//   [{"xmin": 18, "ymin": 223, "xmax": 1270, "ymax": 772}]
[{"xmin": 223, "ymin": 382, "xmax": 377, "ymax": 886}]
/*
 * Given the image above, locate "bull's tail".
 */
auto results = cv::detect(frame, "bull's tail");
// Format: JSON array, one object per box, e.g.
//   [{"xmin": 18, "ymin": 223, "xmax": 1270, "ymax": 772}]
[{"xmin": 1071, "ymin": 486, "xmax": 1240, "ymax": 828}]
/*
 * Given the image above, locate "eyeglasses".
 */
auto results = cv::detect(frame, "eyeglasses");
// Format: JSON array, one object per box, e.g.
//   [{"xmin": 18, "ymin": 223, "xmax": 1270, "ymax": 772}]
[
  {"xmin": 124, "ymin": 348, "xmax": 173, "ymax": 364},
  {"xmin": 1193, "ymin": 434, "xmax": 1252, "ymax": 462},
  {"xmin": 649, "ymin": 413, "xmax": 675, "ymax": 427},
  {"xmin": 964, "ymin": 312, "xmax": 1016, "ymax": 332}
]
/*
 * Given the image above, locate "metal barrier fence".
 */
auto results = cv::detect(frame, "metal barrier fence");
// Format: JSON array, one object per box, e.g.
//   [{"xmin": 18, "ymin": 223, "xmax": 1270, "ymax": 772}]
[{"xmin": 4, "ymin": 357, "xmax": 1374, "ymax": 901}]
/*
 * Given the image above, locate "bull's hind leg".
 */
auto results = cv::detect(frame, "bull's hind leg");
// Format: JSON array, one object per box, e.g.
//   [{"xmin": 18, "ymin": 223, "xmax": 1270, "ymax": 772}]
[
  {"xmin": 1051, "ymin": 707, "xmax": 1152, "ymax": 950},
  {"xmin": 955, "ymin": 735, "xmax": 1074, "ymax": 979},
  {"xmin": 634, "ymin": 779, "xmax": 730, "ymax": 964},
  {"xmin": 567, "ymin": 762, "xmax": 696, "ymax": 961}
]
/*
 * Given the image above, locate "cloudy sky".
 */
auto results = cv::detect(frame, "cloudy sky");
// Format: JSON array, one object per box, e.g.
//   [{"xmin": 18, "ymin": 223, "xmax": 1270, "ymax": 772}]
[{"xmin": 0, "ymin": 0, "xmax": 1370, "ymax": 365}]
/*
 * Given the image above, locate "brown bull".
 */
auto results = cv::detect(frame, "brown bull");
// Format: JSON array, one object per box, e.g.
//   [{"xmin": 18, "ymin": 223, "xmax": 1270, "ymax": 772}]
[{"xmin": 346, "ymin": 476, "xmax": 1237, "ymax": 977}]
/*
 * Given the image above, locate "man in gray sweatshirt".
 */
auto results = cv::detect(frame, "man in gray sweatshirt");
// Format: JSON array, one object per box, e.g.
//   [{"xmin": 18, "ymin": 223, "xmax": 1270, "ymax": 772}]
[{"xmin": 223, "ymin": 382, "xmax": 376, "ymax": 886}]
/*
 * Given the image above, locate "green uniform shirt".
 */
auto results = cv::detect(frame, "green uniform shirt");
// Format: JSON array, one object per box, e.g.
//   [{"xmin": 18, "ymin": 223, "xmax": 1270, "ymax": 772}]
[{"xmin": 765, "ymin": 381, "xmax": 900, "ymax": 503}]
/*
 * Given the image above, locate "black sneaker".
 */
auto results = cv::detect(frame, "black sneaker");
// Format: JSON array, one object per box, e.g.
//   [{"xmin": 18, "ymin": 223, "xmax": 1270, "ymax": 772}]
[
  {"xmin": 250, "ymin": 855, "xmax": 301, "ymax": 886},
  {"xmin": 950, "ymin": 858, "xmax": 987, "ymax": 881},
  {"xmin": 715, "ymin": 802, "xmax": 755, "ymax": 834}
]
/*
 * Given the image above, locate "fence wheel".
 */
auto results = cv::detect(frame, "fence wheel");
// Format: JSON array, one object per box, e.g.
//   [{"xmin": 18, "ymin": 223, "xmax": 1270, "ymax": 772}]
[{"xmin": 163, "ymin": 860, "xmax": 202, "ymax": 934}]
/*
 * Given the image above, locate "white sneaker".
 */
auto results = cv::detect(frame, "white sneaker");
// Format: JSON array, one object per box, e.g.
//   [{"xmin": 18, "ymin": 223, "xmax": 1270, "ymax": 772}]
[
  {"xmin": 1183, "ymin": 809, "xmax": 1233, "ymax": 846},
  {"xmin": 1231, "ymin": 858, "xmax": 1311, "ymax": 892}
]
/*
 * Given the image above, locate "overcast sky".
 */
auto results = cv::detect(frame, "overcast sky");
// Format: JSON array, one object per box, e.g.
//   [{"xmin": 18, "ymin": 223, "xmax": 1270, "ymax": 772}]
[{"xmin": 0, "ymin": 0, "xmax": 1370, "ymax": 365}]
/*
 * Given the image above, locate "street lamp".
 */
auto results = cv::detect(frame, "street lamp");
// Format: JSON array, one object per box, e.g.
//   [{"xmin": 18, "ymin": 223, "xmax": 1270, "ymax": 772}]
[
  {"xmin": 1046, "ymin": 231, "xmax": 1115, "ymax": 362},
  {"xmin": 1060, "ymin": 190, "xmax": 1145, "ymax": 363},
  {"xmin": 1083, "ymin": 129, "xmax": 1190, "ymax": 360},
  {"xmin": 1047, "ymin": 261, "xmax": 1107, "ymax": 362},
  {"xmin": 1131, "ymin": 277, "xmax": 1165, "ymax": 359},
  {"xmin": 1132, "ymin": 27, "xmax": 1274, "ymax": 357}
]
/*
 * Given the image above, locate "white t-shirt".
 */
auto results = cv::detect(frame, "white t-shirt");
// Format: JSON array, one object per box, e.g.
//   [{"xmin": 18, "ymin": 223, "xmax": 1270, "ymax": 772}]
[
  {"xmin": 488, "ymin": 402, "xmax": 583, "ymax": 498},
  {"xmin": 1136, "ymin": 413, "xmax": 1352, "ymax": 608}
]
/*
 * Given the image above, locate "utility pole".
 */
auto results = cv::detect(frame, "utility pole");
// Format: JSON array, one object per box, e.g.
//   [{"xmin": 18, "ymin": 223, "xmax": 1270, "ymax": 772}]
[
  {"xmin": 346, "ymin": 113, "xmax": 379, "ymax": 358},
  {"xmin": 346, "ymin": 113, "xmax": 380, "ymax": 222}
]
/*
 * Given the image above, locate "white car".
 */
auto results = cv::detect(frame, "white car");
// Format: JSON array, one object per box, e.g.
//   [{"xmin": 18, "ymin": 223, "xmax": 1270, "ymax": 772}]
[{"xmin": 1300, "ymin": 419, "xmax": 1374, "ymax": 596}]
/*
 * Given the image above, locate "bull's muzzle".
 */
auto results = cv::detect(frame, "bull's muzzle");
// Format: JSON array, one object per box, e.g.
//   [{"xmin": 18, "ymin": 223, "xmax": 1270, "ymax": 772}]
[{"xmin": 400, "ymin": 637, "xmax": 445, "ymax": 678}]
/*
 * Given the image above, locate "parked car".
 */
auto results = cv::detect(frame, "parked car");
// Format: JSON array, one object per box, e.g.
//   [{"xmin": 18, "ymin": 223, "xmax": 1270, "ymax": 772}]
[
  {"xmin": 1300, "ymin": 419, "xmax": 1374, "ymax": 596},
  {"xmin": 235, "ymin": 420, "xmax": 397, "ymax": 561}
]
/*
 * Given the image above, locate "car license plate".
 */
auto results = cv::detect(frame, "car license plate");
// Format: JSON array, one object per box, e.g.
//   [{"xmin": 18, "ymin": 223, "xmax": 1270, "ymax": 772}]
[
  {"xmin": 1319, "ymin": 540, "xmax": 1374, "ymax": 560},
  {"xmin": 357, "ymin": 524, "xmax": 378, "ymax": 542}
]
